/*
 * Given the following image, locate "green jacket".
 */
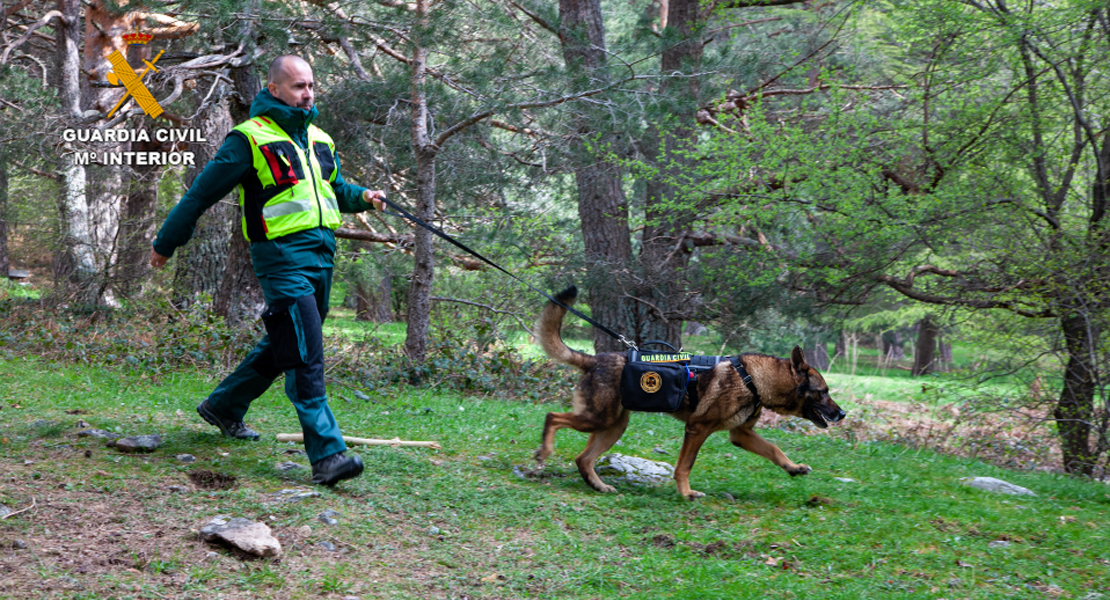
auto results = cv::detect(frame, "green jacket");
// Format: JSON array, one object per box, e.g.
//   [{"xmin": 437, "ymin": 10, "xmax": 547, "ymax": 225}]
[{"xmin": 152, "ymin": 90, "xmax": 372, "ymax": 275}]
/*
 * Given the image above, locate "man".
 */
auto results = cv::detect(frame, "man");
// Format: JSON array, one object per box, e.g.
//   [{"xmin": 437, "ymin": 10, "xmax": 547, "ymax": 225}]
[{"xmin": 150, "ymin": 55, "xmax": 384, "ymax": 486}]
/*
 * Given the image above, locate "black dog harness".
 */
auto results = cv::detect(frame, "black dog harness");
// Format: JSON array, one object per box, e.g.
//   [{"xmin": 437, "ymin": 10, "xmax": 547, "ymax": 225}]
[{"xmin": 620, "ymin": 347, "xmax": 761, "ymax": 413}]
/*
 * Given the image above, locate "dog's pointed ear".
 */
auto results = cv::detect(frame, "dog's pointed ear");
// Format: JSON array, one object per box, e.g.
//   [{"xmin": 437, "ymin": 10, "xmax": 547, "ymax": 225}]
[{"xmin": 791, "ymin": 346, "xmax": 808, "ymax": 372}]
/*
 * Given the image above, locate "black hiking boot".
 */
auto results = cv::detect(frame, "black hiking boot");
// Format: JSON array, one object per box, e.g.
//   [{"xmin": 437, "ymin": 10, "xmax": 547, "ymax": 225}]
[
  {"xmin": 311, "ymin": 452, "xmax": 364, "ymax": 487},
  {"xmin": 196, "ymin": 400, "xmax": 260, "ymax": 440}
]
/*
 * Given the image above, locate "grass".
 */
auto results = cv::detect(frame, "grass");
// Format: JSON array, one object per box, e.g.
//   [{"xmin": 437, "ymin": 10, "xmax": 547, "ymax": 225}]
[{"xmin": 1, "ymin": 355, "xmax": 1108, "ymax": 599}]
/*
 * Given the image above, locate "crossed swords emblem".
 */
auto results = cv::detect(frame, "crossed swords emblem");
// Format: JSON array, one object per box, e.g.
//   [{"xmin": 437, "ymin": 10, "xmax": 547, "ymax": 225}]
[{"xmin": 105, "ymin": 48, "xmax": 165, "ymax": 119}]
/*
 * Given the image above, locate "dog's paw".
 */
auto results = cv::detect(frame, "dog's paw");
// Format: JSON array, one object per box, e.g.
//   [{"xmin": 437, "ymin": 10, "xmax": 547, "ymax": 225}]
[
  {"xmin": 683, "ymin": 490, "xmax": 706, "ymax": 501},
  {"xmin": 786, "ymin": 463, "xmax": 812, "ymax": 477},
  {"xmin": 595, "ymin": 483, "xmax": 617, "ymax": 494}
]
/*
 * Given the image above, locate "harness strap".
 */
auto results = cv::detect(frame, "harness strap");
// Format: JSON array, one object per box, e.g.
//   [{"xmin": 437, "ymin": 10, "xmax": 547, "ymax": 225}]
[
  {"xmin": 380, "ymin": 197, "xmax": 634, "ymax": 348},
  {"xmin": 729, "ymin": 356, "xmax": 762, "ymax": 410}
]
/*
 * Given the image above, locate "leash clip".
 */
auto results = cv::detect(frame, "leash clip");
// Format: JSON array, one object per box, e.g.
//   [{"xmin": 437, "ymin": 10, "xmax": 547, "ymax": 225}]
[{"xmin": 618, "ymin": 335, "xmax": 638, "ymax": 351}]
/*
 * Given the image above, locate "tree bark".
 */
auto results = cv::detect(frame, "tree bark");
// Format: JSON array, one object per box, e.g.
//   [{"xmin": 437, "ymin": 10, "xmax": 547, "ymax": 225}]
[
  {"xmin": 213, "ymin": 56, "xmax": 264, "ymax": 323},
  {"xmin": 912, "ymin": 315, "xmax": 940, "ymax": 376},
  {"xmin": 637, "ymin": 0, "xmax": 702, "ymax": 349},
  {"xmin": 403, "ymin": 0, "xmax": 436, "ymax": 364},
  {"xmin": 0, "ymin": 154, "xmax": 8, "ymax": 279},
  {"xmin": 559, "ymin": 0, "xmax": 635, "ymax": 353},
  {"xmin": 114, "ymin": 120, "xmax": 161, "ymax": 298},
  {"xmin": 52, "ymin": 0, "xmax": 98, "ymax": 300},
  {"xmin": 1056, "ymin": 314, "xmax": 1096, "ymax": 475},
  {"xmin": 172, "ymin": 84, "xmax": 235, "ymax": 308}
]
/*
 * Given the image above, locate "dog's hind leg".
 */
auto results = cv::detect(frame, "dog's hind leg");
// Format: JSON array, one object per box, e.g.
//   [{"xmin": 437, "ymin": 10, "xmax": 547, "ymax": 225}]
[
  {"xmin": 536, "ymin": 411, "xmax": 605, "ymax": 465},
  {"xmin": 674, "ymin": 424, "xmax": 714, "ymax": 500},
  {"xmin": 574, "ymin": 411, "xmax": 630, "ymax": 493},
  {"xmin": 729, "ymin": 427, "xmax": 811, "ymax": 476}
]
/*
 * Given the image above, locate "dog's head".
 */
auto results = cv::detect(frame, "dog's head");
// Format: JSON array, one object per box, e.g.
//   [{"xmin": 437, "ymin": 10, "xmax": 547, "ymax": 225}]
[{"xmin": 789, "ymin": 346, "xmax": 845, "ymax": 429}]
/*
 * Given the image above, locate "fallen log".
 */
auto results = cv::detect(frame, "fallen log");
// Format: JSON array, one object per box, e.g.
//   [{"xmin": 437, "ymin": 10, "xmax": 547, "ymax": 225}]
[{"xmin": 275, "ymin": 433, "xmax": 441, "ymax": 450}]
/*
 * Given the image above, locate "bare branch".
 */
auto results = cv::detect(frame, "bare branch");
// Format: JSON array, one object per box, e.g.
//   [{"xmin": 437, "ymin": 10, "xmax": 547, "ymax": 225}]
[
  {"xmin": 506, "ymin": 0, "xmax": 557, "ymax": 36},
  {"xmin": 0, "ymin": 9, "xmax": 60, "ymax": 64}
]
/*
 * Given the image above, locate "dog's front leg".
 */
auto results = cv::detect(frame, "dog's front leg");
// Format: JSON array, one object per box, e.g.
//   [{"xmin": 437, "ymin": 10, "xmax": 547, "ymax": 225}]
[
  {"xmin": 729, "ymin": 427, "xmax": 811, "ymax": 476},
  {"xmin": 674, "ymin": 424, "xmax": 714, "ymax": 500}
]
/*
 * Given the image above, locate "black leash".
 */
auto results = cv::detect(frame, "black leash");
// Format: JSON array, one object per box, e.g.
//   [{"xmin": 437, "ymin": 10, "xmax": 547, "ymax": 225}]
[{"xmin": 378, "ymin": 197, "xmax": 636, "ymax": 349}]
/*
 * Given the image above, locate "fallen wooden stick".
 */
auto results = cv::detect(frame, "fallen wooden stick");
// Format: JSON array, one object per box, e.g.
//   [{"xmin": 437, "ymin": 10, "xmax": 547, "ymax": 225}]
[{"xmin": 276, "ymin": 433, "xmax": 442, "ymax": 450}]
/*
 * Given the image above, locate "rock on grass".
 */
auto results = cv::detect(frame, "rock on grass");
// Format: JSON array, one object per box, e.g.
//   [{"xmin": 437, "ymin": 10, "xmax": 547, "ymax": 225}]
[{"xmin": 199, "ymin": 516, "xmax": 282, "ymax": 558}]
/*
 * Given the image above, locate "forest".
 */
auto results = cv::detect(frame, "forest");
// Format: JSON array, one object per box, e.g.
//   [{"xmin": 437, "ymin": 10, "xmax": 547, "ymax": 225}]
[{"xmin": 1, "ymin": 0, "xmax": 1109, "ymax": 597}]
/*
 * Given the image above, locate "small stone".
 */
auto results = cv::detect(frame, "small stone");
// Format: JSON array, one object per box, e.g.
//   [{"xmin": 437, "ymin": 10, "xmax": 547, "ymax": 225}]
[
  {"xmin": 204, "ymin": 551, "xmax": 220, "ymax": 562},
  {"xmin": 959, "ymin": 477, "xmax": 1036, "ymax": 496},
  {"xmin": 342, "ymin": 596, "xmax": 360, "ymax": 600},
  {"xmin": 0, "ymin": 505, "xmax": 10, "ymax": 518},
  {"xmin": 477, "ymin": 455, "xmax": 493, "ymax": 461},
  {"xmin": 353, "ymin": 390, "xmax": 370, "ymax": 400},
  {"xmin": 947, "ymin": 577, "xmax": 962, "ymax": 589},
  {"xmin": 115, "ymin": 434, "xmax": 162, "ymax": 453},
  {"xmin": 199, "ymin": 516, "xmax": 282, "ymax": 558},
  {"xmin": 167, "ymin": 485, "xmax": 189, "ymax": 493},
  {"xmin": 57, "ymin": 576, "xmax": 81, "ymax": 589},
  {"xmin": 652, "ymin": 447, "xmax": 668, "ymax": 455},
  {"xmin": 833, "ymin": 477, "xmax": 857, "ymax": 483},
  {"xmin": 276, "ymin": 461, "xmax": 304, "ymax": 472},
  {"xmin": 296, "ymin": 525, "xmax": 312, "ymax": 538},
  {"xmin": 31, "ymin": 419, "xmax": 57, "ymax": 428},
  {"xmin": 77, "ymin": 429, "xmax": 120, "ymax": 440},
  {"xmin": 1080, "ymin": 593, "xmax": 1107, "ymax": 600},
  {"xmin": 427, "ymin": 526, "xmax": 441, "ymax": 536},
  {"xmin": 317, "ymin": 509, "xmax": 341, "ymax": 526},
  {"xmin": 12, "ymin": 539, "xmax": 27, "ymax": 550},
  {"xmin": 22, "ymin": 460, "xmax": 33, "ymax": 466},
  {"xmin": 283, "ymin": 448, "xmax": 308, "ymax": 456},
  {"xmin": 316, "ymin": 541, "xmax": 337, "ymax": 552},
  {"xmin": 273, "ymin": 488, "xmax": 320, "ymax": 503},
  {"xmin": 75, "ymin": 419, "xmax": 90, "ymax": 428},
  {"xmin": 988, "ymin": 540, "xmax": 1011, "ymax": 548},
  {"xmin": 596, "ymin": 453, "xmax": 675, "ymax": 486},
  {"xmin": 176, "ymin": 454, "xmax": 196, "ymax": 463}
]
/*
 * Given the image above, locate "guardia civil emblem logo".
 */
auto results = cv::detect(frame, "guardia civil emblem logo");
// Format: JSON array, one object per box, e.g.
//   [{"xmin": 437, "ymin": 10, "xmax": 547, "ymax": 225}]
[{"xmin": 640, "ymin": 371, "xmax": 663, "ymax": 394}]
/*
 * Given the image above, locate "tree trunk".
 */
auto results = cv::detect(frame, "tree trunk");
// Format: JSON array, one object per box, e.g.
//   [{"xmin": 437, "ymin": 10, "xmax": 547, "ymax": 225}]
[
  {"xmin": 1056, "ymin": 314, "xmax": 1096, "ymax": 476},
  {"xmin": 637, "ymin": 0, "xmax": 702, "ymax": 349},
  {"xmin": 213, "ymin": 57, "xmax": 264, "ymax": 324},
  {"xmin": 172, "ymin": 83, "xmax": 235, "ymax": 308},
  {"xmin": 912, "ymin": 316, "xmax": 939, "ymax": 376},
  {"xmin": 114, "ymin": 117, "xmax": 162, "ymax": 298},
  {"xmin": 53, "ymin": 0, "xmax": 97, "ymax": 300},
  {"xmin": 375, "ymin": 271, "xmax": 393, "ymax": 322},
  {"xmin": 834, "ymin": 331, "xmax": 847, "ymax": 359},
  {"xmin": 559, "ymin": 0, "xmax": 635, "ymax": 353},
  {"xmin": 404, "ymin": 0, "xmax": 436, "ymax": 364},
  {"xmin": 0, "ymin": 154, "xmax": 8, "ymax": 278},
  {"xmin": 882, "ymin": 330, "xmax": 905, "ymax": 361}
]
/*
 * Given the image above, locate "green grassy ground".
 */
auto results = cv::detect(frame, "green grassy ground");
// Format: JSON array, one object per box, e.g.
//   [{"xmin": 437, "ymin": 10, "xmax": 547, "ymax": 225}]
[{"xmin": 1, "ymin": 356, "xmax": 1107, "ymax": 599}]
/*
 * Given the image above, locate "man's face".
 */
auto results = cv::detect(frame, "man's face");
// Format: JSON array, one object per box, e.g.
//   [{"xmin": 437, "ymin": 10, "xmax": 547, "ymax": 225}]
[{"xmin": 268, "ymin": 59, "xmax": 314, "ymax": 111}]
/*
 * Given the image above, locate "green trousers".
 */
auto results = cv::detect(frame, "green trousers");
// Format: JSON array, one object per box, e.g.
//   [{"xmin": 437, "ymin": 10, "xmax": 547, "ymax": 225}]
[{"xmin": 203, "ymin": 267, "xmax": 346, "ymax": 463}]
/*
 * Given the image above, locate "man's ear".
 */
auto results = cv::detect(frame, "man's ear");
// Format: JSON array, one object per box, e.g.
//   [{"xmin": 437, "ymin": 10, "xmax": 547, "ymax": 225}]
[
  {"xmin": 267, "ymin": 81, "xmax": 277, "ymax": 96},
  {"xmin": 791, "ymin": 345, "xmax": 808, "ymax": 372}
]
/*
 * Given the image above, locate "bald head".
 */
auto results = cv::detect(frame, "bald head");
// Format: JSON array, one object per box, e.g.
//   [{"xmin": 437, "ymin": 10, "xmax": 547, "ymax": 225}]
[{"xmin": 267, "ymin": 55, "xmax": 314, "ymax": 111}]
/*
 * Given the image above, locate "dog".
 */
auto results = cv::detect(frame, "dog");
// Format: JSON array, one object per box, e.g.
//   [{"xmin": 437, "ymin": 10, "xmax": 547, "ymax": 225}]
[{"xmin": 534, "ymin": 286, "xmax": 846, "ymax": 500}]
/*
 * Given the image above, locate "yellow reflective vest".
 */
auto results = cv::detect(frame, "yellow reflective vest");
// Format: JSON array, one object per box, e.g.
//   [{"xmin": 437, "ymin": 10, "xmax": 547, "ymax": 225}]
[{"xmin": 231, "ymin": 116, "xmax": 342, "ymax": 242}]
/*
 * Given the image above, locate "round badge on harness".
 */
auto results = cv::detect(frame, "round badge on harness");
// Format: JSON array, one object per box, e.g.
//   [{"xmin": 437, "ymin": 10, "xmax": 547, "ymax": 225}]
[{"xmin": 640, "ymin": 371, "xmax": 662, "ymax": 393}]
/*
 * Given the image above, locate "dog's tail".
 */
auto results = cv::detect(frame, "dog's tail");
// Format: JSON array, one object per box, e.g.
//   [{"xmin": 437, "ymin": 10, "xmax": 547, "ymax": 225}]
[{"xmin": 536, "ymin": 285, "xmax": 596, "ymax": 371}]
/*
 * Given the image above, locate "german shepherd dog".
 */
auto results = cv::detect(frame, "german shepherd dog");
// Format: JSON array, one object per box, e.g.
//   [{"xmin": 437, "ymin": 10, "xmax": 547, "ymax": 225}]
[{"xmin": 534, "ymin": 287, "xmax": 846, "ymax": 500}]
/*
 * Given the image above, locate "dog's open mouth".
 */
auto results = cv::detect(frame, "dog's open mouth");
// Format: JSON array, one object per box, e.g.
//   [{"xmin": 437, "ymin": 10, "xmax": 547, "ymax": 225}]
[{"xmin": 804, "ymin": 405, "xmax": 845, "ymax": 429}]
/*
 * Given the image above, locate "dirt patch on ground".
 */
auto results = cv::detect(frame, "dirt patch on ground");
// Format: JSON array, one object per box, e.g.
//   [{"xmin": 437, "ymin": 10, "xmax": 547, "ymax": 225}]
[{"xmin": 187, "ymin": 469, "xmax": 237, "ymax": 490}]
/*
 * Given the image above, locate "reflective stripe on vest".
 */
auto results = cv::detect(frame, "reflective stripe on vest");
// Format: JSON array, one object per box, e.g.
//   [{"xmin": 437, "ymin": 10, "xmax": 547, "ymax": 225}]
[{"xmin": 232, "ymin": 116, "xmax": 342, "ymax": 242}]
